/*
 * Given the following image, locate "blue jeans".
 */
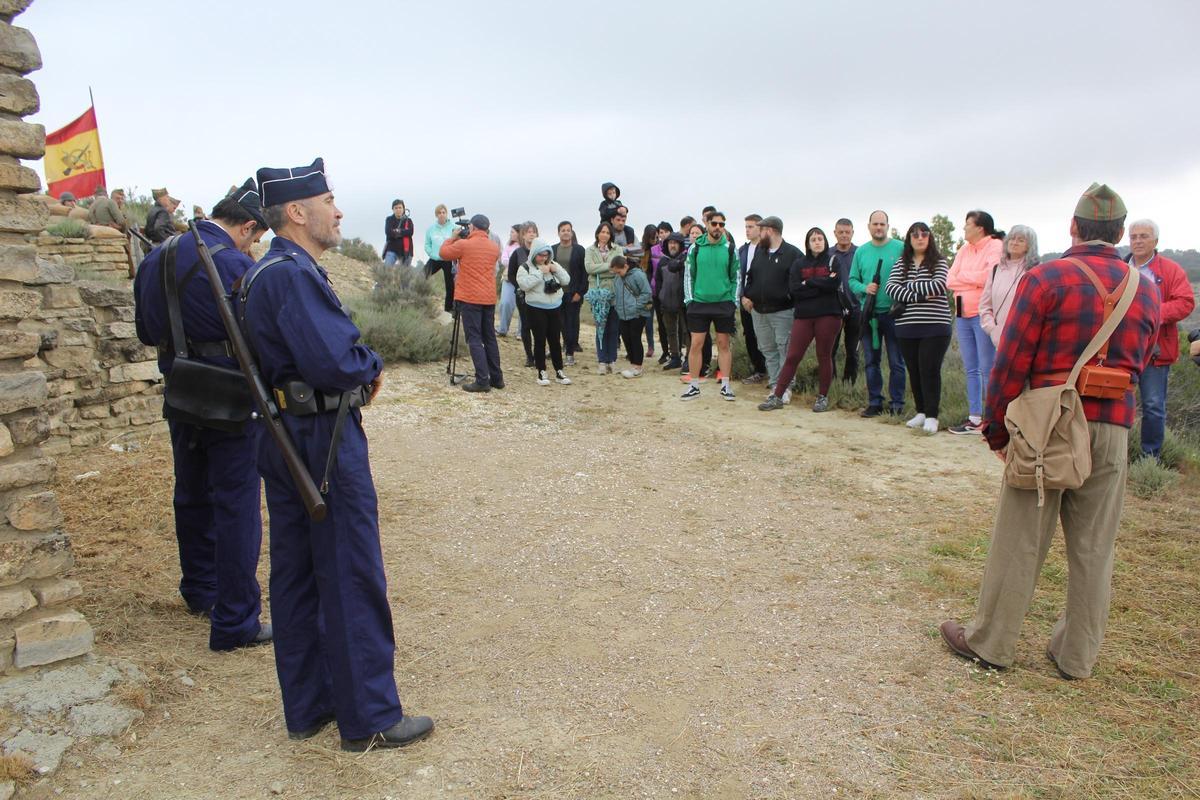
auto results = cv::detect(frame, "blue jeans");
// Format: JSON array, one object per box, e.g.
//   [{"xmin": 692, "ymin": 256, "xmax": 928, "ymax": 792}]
[
  {"xmin": 595, "ymin": 312, "xmax": 620, "ymax": 363},
  {"xmin": 1138, "ymin": 364, "xmax": 1170, "ymax": 458},
  {"xmin": 497, "ymin": 282, "xmax": 517, "ymax": 335},
  {"xmin": 862, "ymin": 314, "xmax": 906, "ymax": 410},
  {"xmin": 956, "ymin": 315, "xmax": 996, "ymax": 417},
  {"xmin": 383, "ymin": 251, "xmax": 398, "ymax": 266}
]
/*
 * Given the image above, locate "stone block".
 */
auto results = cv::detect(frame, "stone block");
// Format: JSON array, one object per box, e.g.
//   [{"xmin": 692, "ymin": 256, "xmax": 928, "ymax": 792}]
[
  {"xmin": 0, "ymin": 22, "xmax": 39, "ymax": 73},
  {"xmin": 100, "ymin": 321, "xmax": 136, "ymax": 339},
  {"xmin": 57, "ymin": 316, "xmax": 95, "ymax": 334},
  {"xmin": 72, "ymin": 380, "xmax": 150, "ymax": 406},
  {"xmin": 6, "ymin": 491, "xmax": 63, "ymax": 531},
  {"xmin": 0, "ymin": 287, "xmax": 41, "ymax": 319},
  {"xmin": 98, "ymin": 415, "xmax": 127, "ymax": 429},
  {"xmin": 77, "ymin": 280, "xmax": 132, "ymax": 308},
  {"xmin": 0, "ymin": 242, "xmax": 37, "ymax": 282},
  {"xmin": 55, "ymin": 330, "xmax": 87, "ymax": 347},
  {"xmin": 68, "ymin": 429, "xmax": 103, "ymax": 448},
  {"xmin": 0, "ymin": 533, "xmax": 72, "ymax": 584},
  {"xmin": 110, "ymin": 394, "xmax": 159, "ymax": 415},
  {"xmin": 31, "ymin": 256, "xmax": 74, "ymax": 284},
  {"xmin": 0, "ymin": 637, "xmax": 12, "ymax": 672},
  {"xmin": 77, "ymin": 403, "xmax": 107, "ymax": 420},
  {"xmin": 108, "ymin": 361, "xmax": 160, "ymax": 383},
  {"xmin": 0, "ymin": 73, "xmax": 37, "ymax": 116},
  {"xmin": 128, "ymin": 409, "xmax": 162, "ymax": 426},
  {"xmin": 0, "ymin": 328, "xmax": 39, "ymax": 359},
  {"xmin": 0, "ymin": 424, "xmax": 10, "ymax": 456},
  {"xmin": 42, "ymin": 345, "xmax": 92, "ymax": 374},
  {"xmin": 39, "ymin": 437, "xmax": 67, "ymax": 457},
  {"xmin": 0, "ymin": 120, "xmax": 43, "ymax": 162},
  {"xmin": 29, "ymin": 578, "xmax": 80, "ymax": 606},
  {"xmin": 0, "ymin": 162, "xmax": 38, "ymax": 193},
  {"xmin": 0, "ymin": 0, "xmax": 34, "ymax": 17},
  {"xmin": 0, "ymin": 455, "xmax": 53, "ymax": 492},
  {"xmin": 41, "ymin": 284, "xmax": 79, "ymax": 309},
  {"xmin": 2, "ymin": 729, "xmax": 71, "ymax": 776},
  {"xmin": 5, "ymin": 412, "xmax": 48, "ymax": 446},
  {"xmin": 0, "ymin": 370, "xmax": 45, "ymax": 414},
  {"xmin": 0, "ymin": 587, "xmax": 33, "ymax": 618}
]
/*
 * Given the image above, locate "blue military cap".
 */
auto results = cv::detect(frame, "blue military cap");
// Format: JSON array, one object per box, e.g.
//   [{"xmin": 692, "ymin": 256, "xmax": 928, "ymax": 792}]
[
  {"xmin": 232, "ymin": 177, "xmax": 268, "ymax": 228},
  {"xmin": 256, "ymin": 158, "xmax": 330, "ymax": 207}
]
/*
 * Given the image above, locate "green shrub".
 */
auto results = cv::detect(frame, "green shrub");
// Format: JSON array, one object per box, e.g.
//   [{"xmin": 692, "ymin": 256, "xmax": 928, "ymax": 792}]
[
  {"xmin": 337, "ymin": 237, "xmax": 379, "ymax": 263},
  {"xmin": 370, "ymin": 261, "xmax": 432, "ymax": 307},
  {"xmin": 348, "ymin": 302, "xmax": 449, "ymax": 364},
  {"xmin": 1127, "ymin": 456, "xmax": 1179, "ymax": 498},
  {"xmin": 46, "ymin": 219, "xmax": 88, "ymax": 238}
]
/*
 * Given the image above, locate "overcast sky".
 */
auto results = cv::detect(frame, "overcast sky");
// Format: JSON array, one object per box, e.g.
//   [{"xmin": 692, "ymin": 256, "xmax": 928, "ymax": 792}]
[{"xmin": 25, "ymin": 0, "xmax": 1200, "ymax": 256}]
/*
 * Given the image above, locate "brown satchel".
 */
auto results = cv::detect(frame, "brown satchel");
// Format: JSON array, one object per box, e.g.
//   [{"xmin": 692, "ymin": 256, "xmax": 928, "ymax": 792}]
[{"xmin": 1002, "ymin": 260, "xmax": 1139, "ymax": 506}]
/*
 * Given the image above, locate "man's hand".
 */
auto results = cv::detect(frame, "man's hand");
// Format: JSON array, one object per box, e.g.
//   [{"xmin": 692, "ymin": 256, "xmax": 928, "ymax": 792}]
[
  {"xmin": 572, "ymin": 292, "xmax": 581, "ymax": 302},
  {"xmin": 369, "ymin": 374, "xmax": 384, "ymax": 403},
  {"xmin": 741, "ymin": 297, "xmax": 753, "ymax": 312},
  {"xmin": 994, "ymin": 445, "xmax": 1006, "ymax": 463},
  {"xmin": 866, "ymin": 283, "xmax": 879, "ymax": 296}
]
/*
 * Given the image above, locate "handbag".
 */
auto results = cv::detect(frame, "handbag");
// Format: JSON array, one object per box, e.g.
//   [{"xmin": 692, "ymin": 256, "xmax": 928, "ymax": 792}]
[
  {"xmin": 159, "ymin": 235, "xmax": 254, "ymax": 433},
  {"xmin": 1002, "ymin": 261, "xmax": 1139, "ymax": 506}
]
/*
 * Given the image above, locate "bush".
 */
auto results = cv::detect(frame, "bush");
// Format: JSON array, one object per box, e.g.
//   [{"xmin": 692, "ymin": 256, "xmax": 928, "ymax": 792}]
[
  {"xmin": 46, "ymin": 219, "xmax": 88, "ymax": 238},
  {"xmin": 1127, "ymin": 456, "xmax": 1179, "ymax": 498},
  {"xmin": 337, "ymin": 237, "xmax": 379, "ymax": 263},
  {"xmin": 348, "ymin": 302, "xmax": 449, "ymax": 364},
  {"xmin": 369, "ymin": 261, "xmax": 432, "ymax": 307}
]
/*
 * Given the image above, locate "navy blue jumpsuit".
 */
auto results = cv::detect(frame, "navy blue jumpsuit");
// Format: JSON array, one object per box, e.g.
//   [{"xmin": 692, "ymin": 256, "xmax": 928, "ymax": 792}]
[
  {"xmin": 133, "ymin": 220, "xmax": 264, "ymax": 650},
  {"xmin": 239, "ymin": 235, "xmax": 403, "ymax": 739}
]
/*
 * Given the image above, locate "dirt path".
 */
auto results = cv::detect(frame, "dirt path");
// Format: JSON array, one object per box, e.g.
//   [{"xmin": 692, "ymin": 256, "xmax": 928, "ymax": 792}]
[{"xmin": 33, "ymin": 335, "xmax": 1072, "ymax": 799}]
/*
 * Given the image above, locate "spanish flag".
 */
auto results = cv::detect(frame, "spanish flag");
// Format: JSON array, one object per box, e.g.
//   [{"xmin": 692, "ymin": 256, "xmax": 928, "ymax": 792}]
[{"xmin": 45, "ymin": 106, "xmax": 106, "ymax": 199}]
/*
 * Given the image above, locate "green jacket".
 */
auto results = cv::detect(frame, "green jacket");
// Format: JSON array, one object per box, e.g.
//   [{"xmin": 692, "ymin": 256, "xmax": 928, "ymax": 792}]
[{"xmin": 684, "ymin": 234, "xmax": 738, "ymax": 304}]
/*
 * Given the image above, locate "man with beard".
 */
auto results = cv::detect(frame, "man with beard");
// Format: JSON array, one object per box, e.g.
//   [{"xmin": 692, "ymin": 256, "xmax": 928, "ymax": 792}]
[{"xmin": 239, "ymin": 158, "xmax": 433, "ymax": 750}]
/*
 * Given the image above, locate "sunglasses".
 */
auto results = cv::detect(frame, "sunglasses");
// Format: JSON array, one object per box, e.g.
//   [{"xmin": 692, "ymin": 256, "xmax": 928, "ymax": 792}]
[
  {"xmin": 910, "ymin": 230, "xmax": 930, "ymax": 238},
  {"xmin": 710, "ymin": 221, "xmax": 726, "ymax": 227}
]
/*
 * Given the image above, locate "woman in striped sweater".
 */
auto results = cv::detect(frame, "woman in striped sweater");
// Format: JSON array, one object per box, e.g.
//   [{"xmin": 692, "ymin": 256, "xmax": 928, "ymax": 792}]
[{"xmin": 886, "ymin": 222, "xmax": 952, "ymax": 433}]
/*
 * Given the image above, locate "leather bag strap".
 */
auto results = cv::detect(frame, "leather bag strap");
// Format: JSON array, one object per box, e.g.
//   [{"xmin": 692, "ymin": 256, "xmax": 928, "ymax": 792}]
[{"xmin": 1064, "ymin": 258, "xmax": 1140, "ymax": 386}]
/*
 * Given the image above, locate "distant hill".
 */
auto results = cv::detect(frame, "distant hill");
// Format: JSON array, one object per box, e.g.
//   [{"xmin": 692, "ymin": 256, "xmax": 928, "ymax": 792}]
[{"xmin": 1042, "ymin": 248, "xmax": 1200, "ymax": 281}]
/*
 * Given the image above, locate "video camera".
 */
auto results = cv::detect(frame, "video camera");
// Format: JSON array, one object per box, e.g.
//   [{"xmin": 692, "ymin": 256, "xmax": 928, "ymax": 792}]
[{"xmin": 452, "ymin": 206, "xmax": 470, "ymax": 238}]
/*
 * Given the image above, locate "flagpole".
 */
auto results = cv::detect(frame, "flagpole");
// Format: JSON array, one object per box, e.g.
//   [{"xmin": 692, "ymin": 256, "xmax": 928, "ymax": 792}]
[{"xmin": 88, "ymin": 85, "xmax": 107, "ymax": 192}]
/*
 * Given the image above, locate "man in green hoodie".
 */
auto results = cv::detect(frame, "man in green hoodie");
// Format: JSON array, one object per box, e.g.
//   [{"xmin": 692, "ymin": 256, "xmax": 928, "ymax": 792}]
[{"xmin": 681, "ymin": 211, "xmax": 739, "ymax": 401}]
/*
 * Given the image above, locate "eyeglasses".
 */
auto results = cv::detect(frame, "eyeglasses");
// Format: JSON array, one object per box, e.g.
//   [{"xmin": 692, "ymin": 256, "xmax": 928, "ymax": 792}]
[
  {"xmin": 910, "ymin": 230, "xmax": 930, "ymax": 238},
  {"xmin": 710, "ymin": 221, "xmax": 726, "ymax": 227},
  {"xmin": 1129, "ymin": 233, "xmax": 1155, "ymax": 241}
]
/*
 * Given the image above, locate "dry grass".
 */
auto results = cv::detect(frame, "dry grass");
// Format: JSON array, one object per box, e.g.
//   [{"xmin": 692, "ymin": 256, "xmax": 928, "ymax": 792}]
[
  {"xmin": 0, "ymin": 752, "xmax": 36, "ymax": 782},
  {"xmin": 899, "ymin": 479, "xmax": 1200, "ymax": 798}
]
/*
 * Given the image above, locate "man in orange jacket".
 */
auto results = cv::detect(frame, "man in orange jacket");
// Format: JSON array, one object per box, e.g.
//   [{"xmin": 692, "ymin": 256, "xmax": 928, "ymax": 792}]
[{"xmin": 439, "ymin": 214, "xmax": 503, "ymax": 392}]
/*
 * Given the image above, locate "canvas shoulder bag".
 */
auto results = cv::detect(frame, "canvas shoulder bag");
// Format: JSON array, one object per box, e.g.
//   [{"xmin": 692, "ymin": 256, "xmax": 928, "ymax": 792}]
[{"xmin": 1002, "ymin": 261, "xmax": 1139, "ymax": 506}]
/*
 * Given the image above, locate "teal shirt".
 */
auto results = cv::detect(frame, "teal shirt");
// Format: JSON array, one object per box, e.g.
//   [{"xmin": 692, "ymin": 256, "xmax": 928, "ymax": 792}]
[
  {"xmin": 426, "ymin": 220, "xmax": 457, "ymax": 261},
  {"xmin": 849, "ymin": 239, "xmax": 904, "ymax": 312}
]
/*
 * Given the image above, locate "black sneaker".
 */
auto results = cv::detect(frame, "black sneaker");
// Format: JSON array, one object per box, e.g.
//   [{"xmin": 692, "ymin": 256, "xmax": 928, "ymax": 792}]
[
  {"xmin": 664, "ymin": 358, "xmax": 682, "ymax": 370},
  {"xmin": 524, "ymin": 356, "xmax": 535, "ymax": 368},
  {"xmin": 758, "ymin": 394, "xmax": 784, "ymax": 411},
  {"xmin": 860, "ymin": 405, "xmax": 883, "ymax": 418},
  {"xmin": 948, "ymin": 420, "xmax": 985, "ymax": 435},
  {"xmin": 888, "ymin": 407, "xmax": 904, "ymax": 417},
  {"xmin": 490, "ymin": 378, "xmax": 505, "ymax": 389},
  {"xmin": 462, "ymin": 381, "xmax": 491, "ymax": 393},
  {"xmin": 680, "ymin": 385, "xmax": 701, "ymax": 401},
  {"xmin": 720, "ymin": 384, "xmax": 735, "ymax": 402},
  {"xmin": 657, "ymin": 352, "xmax": 670, "ymax": 365}
]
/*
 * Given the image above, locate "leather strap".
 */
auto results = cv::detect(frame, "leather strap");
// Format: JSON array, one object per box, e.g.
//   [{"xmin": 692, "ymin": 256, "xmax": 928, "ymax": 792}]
[
  {"xmin": 160, "ymin": 235, "xmax": 188, "ymax": 359},
  {"xmin": 1063, "ymin": 258, "xmax": 1140, "ymax": 387},
  {"xmin": 320, "ymin": 391, "xmax": 353, "ymax": 495}
]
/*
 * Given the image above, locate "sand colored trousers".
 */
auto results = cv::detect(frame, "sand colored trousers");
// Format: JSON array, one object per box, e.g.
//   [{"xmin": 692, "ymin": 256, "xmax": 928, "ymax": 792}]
[{"xmin": 965, "ymin": 422, "xmax": 1128, "ymax": 678}]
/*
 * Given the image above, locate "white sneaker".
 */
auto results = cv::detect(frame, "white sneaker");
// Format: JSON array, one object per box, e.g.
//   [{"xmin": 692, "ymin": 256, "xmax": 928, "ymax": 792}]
[
  {"xmin": 607, "ymin": 362, "xmax": 618, "ymax": 374},
  {"xmin": 906, "ymin": 413, "xmax": 927, "ymax": 429},
  {"xmin": 555, "ymin": 370, "xmax": 571, "ymax": 385},
  {"xmin": 595, "ymin": 364, "xmax": 607, "ymax": 376},
  {"xmin": 923, "ymin": 417, "xmax": 940, "ymax": 434},
  {"xmin": 781, "ymin": 389, "xmax": 792, "ymax": 405},
  {"xmin": 536, "ymin": 370, "xmax": 550, "ymax": 386},
  {"xmin": 620, "ymin": 368, "xmax": 643, "ymax": 379}
]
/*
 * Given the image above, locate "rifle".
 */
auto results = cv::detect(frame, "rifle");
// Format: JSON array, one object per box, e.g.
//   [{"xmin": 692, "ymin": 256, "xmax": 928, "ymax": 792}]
[
  {"xmin": 858, "ymin": 258, "xmax": 884, "ymax": 333},
  {"xmin": 187, "ymin": 221, "xmax": 328, "ymax": 521}
]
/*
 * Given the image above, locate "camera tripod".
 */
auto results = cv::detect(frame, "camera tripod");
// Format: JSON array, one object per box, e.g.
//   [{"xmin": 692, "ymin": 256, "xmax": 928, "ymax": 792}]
[{"xmin": 446, "ymin": 301, "xmax": 470, "ymax": 385}]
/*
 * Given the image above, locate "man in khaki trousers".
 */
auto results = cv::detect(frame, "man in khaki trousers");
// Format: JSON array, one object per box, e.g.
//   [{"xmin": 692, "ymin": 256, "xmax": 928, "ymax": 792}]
[{"xmin": 939, "ymin": 183, "xmax": 1160, "ymax": 679}]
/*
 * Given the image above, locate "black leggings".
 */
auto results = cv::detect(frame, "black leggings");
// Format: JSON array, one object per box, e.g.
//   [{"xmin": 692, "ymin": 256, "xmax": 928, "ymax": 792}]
[
  {"xmin": 526, "ymin": 305, "xmax": 564, "ymax": 372},
  {"xmin": 427, "ymin": 259, "xmax": 455, "ymax": 312},
  {"xmin": 897, "ymin": 335, "xmax": 951, "ymax": 418},
  {"xmin": 619, "ymin": 317, "xmax": 646, "ymax": 366},
  {"xmin": 516, "ymin": 298, "xmax": 533, "ymax": 359}
]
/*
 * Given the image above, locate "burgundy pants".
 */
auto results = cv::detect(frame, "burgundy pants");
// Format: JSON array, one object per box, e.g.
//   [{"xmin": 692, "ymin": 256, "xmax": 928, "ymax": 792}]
[{"xmin": 774, "ymin": 315, "xmax": 842, "ymax": 397}]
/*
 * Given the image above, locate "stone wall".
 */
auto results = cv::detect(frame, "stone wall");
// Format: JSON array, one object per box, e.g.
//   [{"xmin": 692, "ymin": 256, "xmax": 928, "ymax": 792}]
[
  {"xmin": 29, "ymin": 235, "xmax": 164, "ymax": 455},
  {"xmin": 0, "ymin": 0, "xmax": 94, "ymax": 674}
]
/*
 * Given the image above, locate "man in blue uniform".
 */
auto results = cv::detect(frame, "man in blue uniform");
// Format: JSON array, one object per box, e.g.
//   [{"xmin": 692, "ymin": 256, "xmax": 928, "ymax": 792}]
[
  {"xmin": 240, "ymin": 158, "xmax": 433, "ymax": 750},
  {"xmin": 133, "ymin": 179, "xmax": 272, "ymax": 651}
]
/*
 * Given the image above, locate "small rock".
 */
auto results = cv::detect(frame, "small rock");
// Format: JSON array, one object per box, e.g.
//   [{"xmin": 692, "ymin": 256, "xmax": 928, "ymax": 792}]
[
  {"xmin": 3, "ymin": 729, "xmax": 73, "ymax": 775},
  {"xmin": 72, "ymin": 471, "xmax": 100, "ymax": 482},
  {"xmin": 179, "ymin": 675, "xmax": 195, "ymax": 688},
  {"xmin": 270, "ymin": 781, "xmax": 284, "ymax": 794},
  {"xmin": 68, "ymin": 701, "xmax": 143, "ymax": 737}
]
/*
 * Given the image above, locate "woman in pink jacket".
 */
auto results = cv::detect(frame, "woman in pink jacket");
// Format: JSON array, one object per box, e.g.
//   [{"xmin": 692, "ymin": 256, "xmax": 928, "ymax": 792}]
[
  {"xmin": 978, "ymin": 225, "xmax": 1039, "ymax": 348},
  {"xmin": 945, "ymin": 210, "xmax": 1004, "ymax": 434}
]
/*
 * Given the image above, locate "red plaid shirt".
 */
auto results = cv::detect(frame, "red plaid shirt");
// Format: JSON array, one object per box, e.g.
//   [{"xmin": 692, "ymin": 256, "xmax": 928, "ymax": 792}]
[{"xmin": 983, "ymin": 243, "xmax": 1160, "ymax": 450}]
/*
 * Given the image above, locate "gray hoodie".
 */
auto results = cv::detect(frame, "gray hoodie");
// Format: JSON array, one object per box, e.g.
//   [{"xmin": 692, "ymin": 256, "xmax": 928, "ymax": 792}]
[{"xmin": 516, "ymin": 238, "xmax": 571, "ymax": 310}]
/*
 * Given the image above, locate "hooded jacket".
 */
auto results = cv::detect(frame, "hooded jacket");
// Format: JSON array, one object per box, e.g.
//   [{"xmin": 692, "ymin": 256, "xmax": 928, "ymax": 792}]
[
  {"xmin": 789, "ymin": 250, "xmax": 844, "ymax": 319},
  {"xmin": 383, "ymin": 213, "xmax": 414, "ymax": 260},
  {"xmin": 585, "ymin": 242, "xmax": 620, "ymax": 291},
  {"xmin": 656, "ymin": 233, "xmax": 687, "ymax": 312},
  {"xmin": 612, "ymin": 264, "xmax": 653, "ymax": 321},
  {"xmin": 744, "ymin": 239, "xmax": 801, "ymax": 314},
  {"xmin": 599, "ymin": 182, "xmax": 622, "ymax": 222},
  {"xmin": 516, "ymin": 238, "xmax": 571, "ymax": 310},
  {"xmin": 684, "ymin": 233, "xmax": 738, "ymax": 305}
]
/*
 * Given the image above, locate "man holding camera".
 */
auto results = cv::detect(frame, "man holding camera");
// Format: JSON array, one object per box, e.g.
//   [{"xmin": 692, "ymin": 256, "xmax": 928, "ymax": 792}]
[{"xmin": 439, "ymin": 214, "xmax": 504, "ymax": 392}]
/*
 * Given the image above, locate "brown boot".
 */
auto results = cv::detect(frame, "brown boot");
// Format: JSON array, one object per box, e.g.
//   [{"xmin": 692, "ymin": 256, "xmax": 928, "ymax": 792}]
[{"xmin": 939, "ymin": 620, "xmax": 1003, "ymax": 669}]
